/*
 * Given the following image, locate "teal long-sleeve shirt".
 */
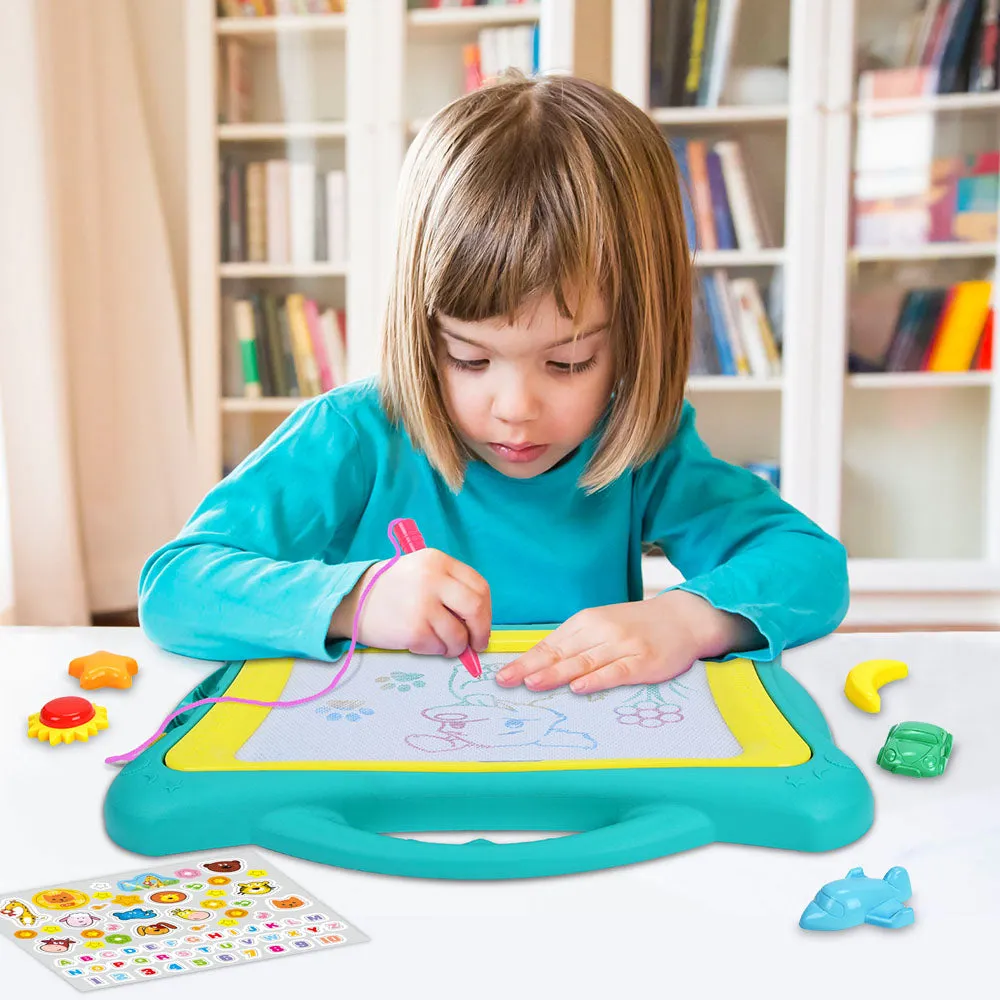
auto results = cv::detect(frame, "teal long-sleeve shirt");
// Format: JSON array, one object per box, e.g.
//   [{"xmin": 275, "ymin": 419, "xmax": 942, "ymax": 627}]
[{"xmin": 139, "ymin": 379, "xmax": 849, "ymax": 663}]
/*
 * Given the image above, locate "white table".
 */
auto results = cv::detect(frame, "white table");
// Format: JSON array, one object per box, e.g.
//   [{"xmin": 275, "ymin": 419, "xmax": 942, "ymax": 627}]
[{"xmin": 1, "ymin": 627, "xmax": 997, "ymax": 998}]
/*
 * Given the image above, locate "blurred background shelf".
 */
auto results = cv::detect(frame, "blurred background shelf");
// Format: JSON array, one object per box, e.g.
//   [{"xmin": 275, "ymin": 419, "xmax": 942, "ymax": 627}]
[
  {"xmin": 407, "ymin": 3, "xmax": 542, "ymax": 35},
  {"xmin": 847, "ymin": 371, "xmax": 993, "ymax": 389},
  {"xmin": 650, "ymin": 103, "xmax": 788, "ymax": 124},
  {"xmin": 187, "ymin": 0, "xmax": 1000, "ymax": 626},
  {"xmin": 219, "ymin": 263, "xmax": 348, "ymax": 278},
  {"xmin": 215, "ymin": 14, "xmax": 347, "ymax": 38},
  {"xmin": 850, "ymin": 242, "xmax": 997, "ymax": 262},
  {"xmin": 217, "ymin": 122, "xmax": 348, "ymax": 140}
]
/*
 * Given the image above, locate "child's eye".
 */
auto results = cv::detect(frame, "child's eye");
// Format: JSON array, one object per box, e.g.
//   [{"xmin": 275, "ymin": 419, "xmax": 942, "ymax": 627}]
[
  {"xmin": 446, "ymin": 356, "xmax": 489, "ymax": 372},
  {"xmin": 548, "ymin": 356, "xmax": 598, "ymax": 374}
]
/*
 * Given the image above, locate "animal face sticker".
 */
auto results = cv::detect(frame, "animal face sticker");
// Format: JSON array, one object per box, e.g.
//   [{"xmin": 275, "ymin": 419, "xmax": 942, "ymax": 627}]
[
  {"xmin": 59, "ymin": 912, "xmax": 101, "ymax": 928},
  {"xmin": 236, "ymin": 881, "xmax": 276, "ymax": 896},
  {"xmin": 172, "ymin": 908, "xmax": 212, "ymax": 922},
  {"xmin": 37, "ymin": 937, "xmax": 76, "ymax": 954},
  {"xmin": 1, "ymin": 899, "xmax": 38, "ymax": 926},
  {"xmin": 136, "ymin": 922, "xmax": 177, "ymax": 937},
  {"xmin": 272, "ymin": 896, "xmax": 306, "ymax": 909},
  {"xmin": 203, "ymin": 860, "xmax": 242, "ymax": 873},
  {"xmin": 149, "ymin": 891, "xmax": 187, "ymax": 905},
  {"xmin": 32, "ymin": 889, "xmax": 90, "ymax": 911}
]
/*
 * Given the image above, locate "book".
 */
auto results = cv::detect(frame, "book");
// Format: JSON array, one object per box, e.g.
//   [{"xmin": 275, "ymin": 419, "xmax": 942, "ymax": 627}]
[
  {"xmin": 686, "ymin": 140, "xmax": 717, "ymax": 250},
  {"xmin": 265, "ymin": 160, "xmax": 290, "ymax": 263},
  {"xmin": 729, "ymin": 277, "xmax": 780, "ymax": 375},
  {"xmin": 937, "ymin": 0, "xmax": 982, "ymax": 93},
  {"xmin": 972, "ymin": 0, "xmax": 999, "ymax": 91},
  {"xmin": 705, "ymin": 150, "xmax": 736, "ymax": 250},
  {"xmin": 696, "ymin": 0, "xmax": 722, "ymax": 106},
  {"xmin": 701, "ymin": 278, "xmax": 735, "ymax": 374},
  {"xmin": 262, "ymin": 293, "xmax": 290, "ymax": 397},
  {"xmin": 320, "ymin": 308, "xmax": 348, "ymax": 385},
  {"xmin": 953, "ymin": 171, "xmax": 999, "ymax": 241},
  {"xmin": 289, "ymin": 161, "xmax": 317, "ymax": 264},
  {"xmin": 275, "ymin": 298, "xmax": 301, "ymax": 396},
  {"xmin": 669, "ymin": 138, "xmax": 698, "ymax": 251},
  {"xmin": 285, "ymin": 294, "xmax": 322, "ymax": 395},
  {"xmin": 974, "ymin": 308, "xmax": 994, "ymax": 367},
  {"xmin": 233, "ymin": 298, "xmax": 263, "ymax": 398},
  {"xmin": 249, "ymin": 292, "xmax": 276, "ymax": 396},
  {"xmin": 683, "ymin": 0, "xmax": 711, "ymax": 106},
  {"xmin": 221, "ymin": 297, "xmax": 246, "ymax": 397},
  {"xmin": 885, "ymin": 287, "xmax": 949, "ymax": 371},
  {"xmin": 705, "ymin": 0, "xmax": 741, "ymax": 106},
  {"xmin": 223, "ymin": 39, "xmax": 252, "ymax": 124},
  {"xmin": 303, "ymin": 297, "xmax": 335, "ymax": 392},
  {"xmin": 713, "ymin": 270, "xmax": 748, "ymax": 373},
  {"xmin": 923, "ymin": 280, "xmax": 993, "ymax": 370},
  {"xmin": 649, "ymin": 0, "xmax": 695, "ymax": 107},
  {"xmin": 225, "ymin": 160, "xmax": 245, "ymax": 263},
  {"xmin": 245, "ymin": 162, "xmax": 267, "ymax": 262},
  {"xmin": 325, "ymin": 170, "xmax": 347, "ymax": 263},
  {"xmin": 713, "ymin": 140, "xmax": 761, "ymax": 250}
]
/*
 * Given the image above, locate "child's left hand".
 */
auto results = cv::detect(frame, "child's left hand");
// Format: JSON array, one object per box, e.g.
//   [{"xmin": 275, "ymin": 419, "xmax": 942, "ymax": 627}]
[{"xmin": 494, "ymin": 590, "xmax": 761, "ymax": 694}]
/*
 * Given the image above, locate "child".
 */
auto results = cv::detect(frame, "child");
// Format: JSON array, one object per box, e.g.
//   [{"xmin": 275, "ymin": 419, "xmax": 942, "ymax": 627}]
[{"xmin": 139, "ymin": 75, "xmax": 848, "ymax": 695}]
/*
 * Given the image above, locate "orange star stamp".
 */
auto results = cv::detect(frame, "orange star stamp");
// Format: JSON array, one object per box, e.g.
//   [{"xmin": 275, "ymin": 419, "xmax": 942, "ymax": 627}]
[{"xmin": 69, "ymin": 651, "xmax": 139, "ymax": 691}]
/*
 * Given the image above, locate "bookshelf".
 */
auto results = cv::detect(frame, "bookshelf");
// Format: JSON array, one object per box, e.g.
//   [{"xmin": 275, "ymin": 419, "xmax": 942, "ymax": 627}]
[
  {"xmin": 186, "ymin": 0, "xmax": 573, "ymax": 485},
  {"xmin": 817, "ymin": 0, "xmax": 1000, "ymax": 620},
  {"xmin": 187, "ymin": 0, "xmax": 1000, "ymax": 625},
  {"xmin": 617, "ymin": 0, "xmax": 1000, "ymax": 626}
]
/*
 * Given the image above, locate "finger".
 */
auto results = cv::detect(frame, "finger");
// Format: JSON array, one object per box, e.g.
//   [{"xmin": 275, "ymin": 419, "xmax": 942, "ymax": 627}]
[
  {"xmin": 437, "ymin": 575, "xmax": 492, "ymax": 652},
  {"xmin": 427, "ymin": 605, "xmax": 472, "ymax": 660},
  {"xmin": 569, "ymin": 655, "xmax": 645, "ymax": 695},
  {"xmin": 495, "ymin": 625, "xmax": 589, "ymax": 687},
  {"xmin": 441, "ymin": 556, "xmax": 491, "ymax": 605},
  {"xmin": 520, "ymin": 642, "xmax": 622, "ymax": 692}
]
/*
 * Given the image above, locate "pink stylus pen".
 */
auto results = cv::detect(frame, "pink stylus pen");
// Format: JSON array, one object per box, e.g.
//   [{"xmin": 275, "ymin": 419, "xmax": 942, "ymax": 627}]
[{"xmin": 391, "ymin": 517, "xmax": 483, "ymax": 679}]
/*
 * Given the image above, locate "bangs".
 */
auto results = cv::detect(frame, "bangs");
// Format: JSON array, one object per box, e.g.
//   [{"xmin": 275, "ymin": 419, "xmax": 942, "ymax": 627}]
[{"xmin": 418, "ymin": 87, "xmax": 616, "ymax": 326}]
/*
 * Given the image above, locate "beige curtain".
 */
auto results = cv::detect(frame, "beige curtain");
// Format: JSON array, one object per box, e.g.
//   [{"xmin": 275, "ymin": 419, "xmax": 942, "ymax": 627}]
[{"xmin": 0, "ymin": 0, "xmax": 199, "ymax": 624}]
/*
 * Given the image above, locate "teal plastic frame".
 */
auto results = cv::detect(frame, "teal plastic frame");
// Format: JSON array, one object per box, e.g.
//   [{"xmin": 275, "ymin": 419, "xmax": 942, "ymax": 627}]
[{"xmin": 104, "ymin": 655, "xmax": 874, "ymax": 880}]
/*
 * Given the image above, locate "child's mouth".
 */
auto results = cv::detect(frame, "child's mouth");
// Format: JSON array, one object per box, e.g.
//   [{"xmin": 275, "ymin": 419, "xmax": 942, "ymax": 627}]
[{"xmin": 488, "ymin": 442, "xmax": 548, "ymax": 463}]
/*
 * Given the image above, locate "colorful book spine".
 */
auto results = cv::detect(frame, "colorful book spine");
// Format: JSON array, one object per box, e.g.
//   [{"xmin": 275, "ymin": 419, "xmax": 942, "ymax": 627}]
[
  {"xmin": 713, "ymin": 270, "xmax": 748, "ymax": 374},
  {"xmin": 686, "ymin": 140, "xmax": 717, "ymax": 250},
  {"xmin": 285, "ymin": 293, "xmax": 322, "ymax": 395},
  {"xmin": 705, "ymin": 150, "xmax": 736, "ymax": 250},
  {"xmin": 234, "ymin": 299, "xmax": 262, "ymax": 398},
  {"xmin": 683, "ymin": 0, "xmax": 710, "ymax": 106},
  {"xmin": 924, "ymin": 280, "xmax": 993, "ymax": 370},
  {"xmin": 713, "ymin": 140, "xmax": 761, "ymax": 250},
  {"xmin": 303, "ymin": 296, "xmax": 335, "ymax": 392},
  {"xmin": 701, "ymin": 278, "xmax": 735, "ymax": 374},
  {"xmin": 669, "ymin": 138, "xmax": 698, "ymax": 251},
  {"xmin": 245, "ymin": 162, "xmax": 267, "ymax": 262}
]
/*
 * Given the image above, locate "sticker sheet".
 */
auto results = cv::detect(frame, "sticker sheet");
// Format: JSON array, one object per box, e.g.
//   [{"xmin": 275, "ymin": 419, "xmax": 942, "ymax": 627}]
[{"xmin": 0, "ymin": 847, "xmax": 368, "ymax": 991}]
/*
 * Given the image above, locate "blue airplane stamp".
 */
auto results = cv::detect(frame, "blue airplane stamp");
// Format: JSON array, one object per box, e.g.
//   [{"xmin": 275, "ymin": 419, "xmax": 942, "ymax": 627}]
[{"xmin": 799, "ymin": 866, "xmax": 914, "ymax": 931}]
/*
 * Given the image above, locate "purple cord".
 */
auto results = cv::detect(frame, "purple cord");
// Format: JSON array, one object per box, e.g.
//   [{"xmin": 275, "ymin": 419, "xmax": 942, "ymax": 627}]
[{"xmin": 104, "ymin": 518, "xmax": 410, "ymax": 766}]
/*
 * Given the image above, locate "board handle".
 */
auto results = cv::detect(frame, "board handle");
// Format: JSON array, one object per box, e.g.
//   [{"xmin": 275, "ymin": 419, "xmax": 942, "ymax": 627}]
[{"xmin": 257, "ymin": 805, "xmax": 714, "ymax": 880}]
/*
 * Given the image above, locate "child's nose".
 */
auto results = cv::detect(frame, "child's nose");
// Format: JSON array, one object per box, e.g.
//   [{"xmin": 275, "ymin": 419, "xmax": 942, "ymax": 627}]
[{"xmin": 491, "ymin": 376, "xmax": 539, "ymax": 423}]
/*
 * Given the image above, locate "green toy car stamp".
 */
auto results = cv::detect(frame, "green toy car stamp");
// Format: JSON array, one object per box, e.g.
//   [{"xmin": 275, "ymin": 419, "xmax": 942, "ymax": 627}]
[{"xmin": 877, "ymin": 721, "xmax": 953, "ymax": 777}]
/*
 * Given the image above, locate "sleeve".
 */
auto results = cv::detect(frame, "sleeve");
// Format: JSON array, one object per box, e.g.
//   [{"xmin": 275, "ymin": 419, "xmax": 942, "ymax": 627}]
[
  {"xmin": 137, "ymin": 397, "xmax": 376, "ymax": 662},
  {"xmin": 637, "ymin": 402, "xmax": 849, "ymax": 662}
]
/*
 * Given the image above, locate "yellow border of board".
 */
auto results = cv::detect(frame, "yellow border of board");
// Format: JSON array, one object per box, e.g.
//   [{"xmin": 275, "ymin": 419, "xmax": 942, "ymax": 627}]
[{"xmin": 165, "ymin": 629, "xmax": 810, "ymax": 772}]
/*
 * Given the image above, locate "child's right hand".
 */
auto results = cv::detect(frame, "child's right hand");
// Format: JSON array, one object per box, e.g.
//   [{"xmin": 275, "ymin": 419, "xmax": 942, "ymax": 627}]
[{"xmin": 329, "ymin": 549, "xmax": 491, "ymax": 657}]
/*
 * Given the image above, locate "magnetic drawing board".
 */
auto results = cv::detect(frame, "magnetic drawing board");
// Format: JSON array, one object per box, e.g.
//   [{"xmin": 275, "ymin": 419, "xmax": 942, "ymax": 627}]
[{"xmin": 105, "ymin": 629, "xmax": 875, "ymax": 880}]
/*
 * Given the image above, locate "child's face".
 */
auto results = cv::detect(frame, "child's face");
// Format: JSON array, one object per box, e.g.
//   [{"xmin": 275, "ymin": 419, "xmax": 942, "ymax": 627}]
[{"xmin": 436, "ymin": 290, "xmax": 614, "ymax": 479}]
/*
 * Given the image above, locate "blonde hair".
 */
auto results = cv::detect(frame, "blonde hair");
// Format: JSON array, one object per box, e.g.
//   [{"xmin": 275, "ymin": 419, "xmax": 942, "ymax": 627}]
[{"xmin": 380, "ymin": 73, "xmax": 691, "ymax": 492}]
